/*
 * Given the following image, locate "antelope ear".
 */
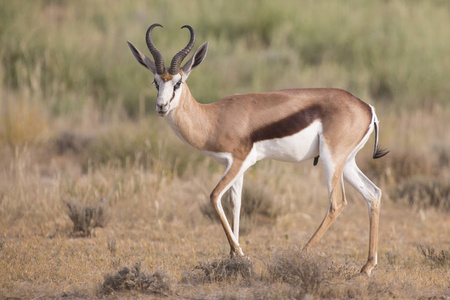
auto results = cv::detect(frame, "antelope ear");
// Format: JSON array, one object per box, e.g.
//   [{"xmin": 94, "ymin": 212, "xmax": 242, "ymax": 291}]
[
  {"xmin": 127, "ymin": 41, "xmax": 157, "ymax": 75},
  {"xmin": 180, "ymin": 42, "xmax": 208, "ymax": 80}
]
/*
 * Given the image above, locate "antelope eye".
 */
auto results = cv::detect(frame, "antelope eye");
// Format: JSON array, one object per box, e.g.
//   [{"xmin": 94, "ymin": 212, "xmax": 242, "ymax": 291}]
[
  {"xmin": 174, "ymin": 80, "xmax": 182, "ymax": 90},
  {"xmin": 153, "ymin": 80, "xmax": 159, "ymax": 90}
]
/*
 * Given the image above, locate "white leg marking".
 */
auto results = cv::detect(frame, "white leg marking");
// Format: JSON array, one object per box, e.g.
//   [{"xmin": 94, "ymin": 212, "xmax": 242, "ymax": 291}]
[
  {"xmin": 343, "ymin": 116, "xmax": 381, "ymax": 210},
  {"xmin": 212, "ymin": 150, "xmax": 258, "ymax": 256},
  {"xmin": 230, "ymin": 175, "xmax": 244, "ymax": 240},
  {"xmin": 318, "ymin": 134, "xmax": 335, "ymax": 197},
  {"xmin": 344, "ymin": 160, "xmax": 381, "ymax": 210}
]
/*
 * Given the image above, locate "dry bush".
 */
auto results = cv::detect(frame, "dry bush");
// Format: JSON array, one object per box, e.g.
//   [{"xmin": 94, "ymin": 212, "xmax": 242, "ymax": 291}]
[
  {"xmin": 266, "ymin": 250, "xmax": 327, "ymax": 296},
  {"xmin": 418, "ymin": 245, "xmax": 450, "ymax": 267},
  {"xmin": 101, "ymin": 262, "xmax": 171, "ymax": 296},
  {"xmin": 65, "ymin": 198, "xmax": 110, "ymax": 237},
  {"xmin": 395, "ymin": 177, "xmax": 450, "ymax": 211},
  {"xmin": 54, "ymin": 131, "xmax": 91, "ymax": 155},
  {"xmin": 185, "ymin": 257, "xmax": 254, "ymax": 284}
]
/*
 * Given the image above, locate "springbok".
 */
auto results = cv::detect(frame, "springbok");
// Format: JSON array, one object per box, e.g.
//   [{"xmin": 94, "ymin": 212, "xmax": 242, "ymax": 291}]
[{"xmin": 127, "ymin": 24, "xmax": 388, "ymax": 275}]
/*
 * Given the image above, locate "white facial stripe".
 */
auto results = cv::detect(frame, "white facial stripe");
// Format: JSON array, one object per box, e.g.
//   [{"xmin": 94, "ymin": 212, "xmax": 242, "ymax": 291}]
[{"xmin": 154, "ymin": 74, "xmax": 183, "ymax": 116}]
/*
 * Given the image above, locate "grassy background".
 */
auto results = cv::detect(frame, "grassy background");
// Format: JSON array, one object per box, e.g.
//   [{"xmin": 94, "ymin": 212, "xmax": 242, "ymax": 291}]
[{"xmin": 0, "ymin": 0, "xmax": 449, "ymax": 298}]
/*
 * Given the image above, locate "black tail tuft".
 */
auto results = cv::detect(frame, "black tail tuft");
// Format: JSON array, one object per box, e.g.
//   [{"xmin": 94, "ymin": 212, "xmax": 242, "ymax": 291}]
[
  {"xmin": 373, "ymin": 146, "xmax": 389, "ymax": 159},
  {"xmin": 372, "ymin": 121, "xmax": 389, "ymax": 159}
]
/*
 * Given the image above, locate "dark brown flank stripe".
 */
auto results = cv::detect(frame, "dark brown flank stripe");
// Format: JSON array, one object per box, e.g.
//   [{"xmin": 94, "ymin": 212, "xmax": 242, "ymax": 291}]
[{"xmin": 250, "ymin": 104, "xmax": 322, "ymax": 143}]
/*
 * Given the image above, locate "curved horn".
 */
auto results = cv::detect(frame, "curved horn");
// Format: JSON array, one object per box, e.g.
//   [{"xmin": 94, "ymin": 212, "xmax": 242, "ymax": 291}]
[
  {"xmin": 168, "ymin": 25, "xmax": 196, "ymax": 75},
  {"xmin": 146, "ymin": 23, "xmax": 165, "ymax": 75}
]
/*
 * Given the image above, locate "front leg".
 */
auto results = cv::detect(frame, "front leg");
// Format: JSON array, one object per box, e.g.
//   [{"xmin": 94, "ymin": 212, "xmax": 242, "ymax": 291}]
[
  {"xmin": 210, "ymin": 159, "xmax": 246, "ymax": 257},
  {"xmin": 229, "ymin": 175, "xmax": 244, "ymax": 244}
]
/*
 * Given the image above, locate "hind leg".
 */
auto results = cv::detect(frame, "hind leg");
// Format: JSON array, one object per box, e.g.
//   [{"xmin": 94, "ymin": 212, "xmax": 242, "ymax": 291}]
[
  {"xmin": 303, "ymin": 137, "xmax": 347, "ymax": 251},
  {"xmin": 344, "ymin": 159, "xmax": 382, "ymax": 276}
]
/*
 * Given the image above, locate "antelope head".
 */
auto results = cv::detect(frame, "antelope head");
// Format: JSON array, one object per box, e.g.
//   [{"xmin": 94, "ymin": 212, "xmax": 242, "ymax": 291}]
[{"xmin": 127, "ymin": 24, "xmax": 208, "ymax": 117}]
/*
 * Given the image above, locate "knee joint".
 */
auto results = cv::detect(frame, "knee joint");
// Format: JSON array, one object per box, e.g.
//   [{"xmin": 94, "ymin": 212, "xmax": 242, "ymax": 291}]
[
  {"xmin": 210, "ymin": 193, "xmax": 217, "ymax": 206},
  {"xmin": 210, "ymin": 189, "xmax": 223, "ymax": 207},
  {"xmin": 330, "ymin": 198, "xmax": 347, "ymax": 214}
]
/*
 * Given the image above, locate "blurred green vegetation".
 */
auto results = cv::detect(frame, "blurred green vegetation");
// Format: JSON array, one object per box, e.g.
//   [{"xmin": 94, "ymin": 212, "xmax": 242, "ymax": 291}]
[{"xmin": 1, "ymin": 0, "xmax": 449, "ymax": 118}]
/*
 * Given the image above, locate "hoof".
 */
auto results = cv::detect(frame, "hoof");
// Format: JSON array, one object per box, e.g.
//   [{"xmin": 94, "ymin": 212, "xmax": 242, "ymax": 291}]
[
  {"xmin": 229, "ymin": 249, "xmax": 245, "ymax": 259},
  {"xmin": 360, "ymin": 263, "xmax": 376, "ymax": 276},
  {"xmin": 302, "ymin": 243, "xmax": 311, "ymax": 253}
]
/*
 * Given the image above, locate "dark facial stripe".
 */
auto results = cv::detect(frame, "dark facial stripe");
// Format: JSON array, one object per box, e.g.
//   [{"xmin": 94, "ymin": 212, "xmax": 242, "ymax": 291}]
[
  {"xmin": 250, "ymin": 105, "xmax": 321, "ymax": 143},
  {"xmin": 160, "ymin": 71, "xmax": 173, "ymax": 82}
]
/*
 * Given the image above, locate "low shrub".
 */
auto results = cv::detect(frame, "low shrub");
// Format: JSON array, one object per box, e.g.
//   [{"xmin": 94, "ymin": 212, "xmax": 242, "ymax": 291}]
[
  {"xmin": 54, "ymin": 131, "xmax": 91, "ymax": 155},
  {"xmin": 65, "ymin": 197, "xmax": 110, "ymax": 237},
  {"xmin": 266, "ymin": 250, "xmax": 326, "ymax": 295},
  {"xmin": 101, "ymin": 262, "xmax": 171, "ymax": 296},
  {"xmin": 418, "ymin": 245, "xmax": 450, "ymax": 267},
  {"xmin": 185, "ymin": 256, "xmax": 254, "ymax": 284}
]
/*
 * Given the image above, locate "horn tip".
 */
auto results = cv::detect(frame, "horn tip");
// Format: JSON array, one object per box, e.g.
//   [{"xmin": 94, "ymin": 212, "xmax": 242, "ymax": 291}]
[{"xmin": 147, "ymin": 23, "xmax": 163, "ymax": 33}]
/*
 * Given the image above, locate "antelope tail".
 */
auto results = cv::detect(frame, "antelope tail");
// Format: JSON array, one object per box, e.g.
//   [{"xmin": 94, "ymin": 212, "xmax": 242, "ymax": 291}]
[{"xmin": 372, "ymin": 115, "xmax": 389, "ymax": 159}]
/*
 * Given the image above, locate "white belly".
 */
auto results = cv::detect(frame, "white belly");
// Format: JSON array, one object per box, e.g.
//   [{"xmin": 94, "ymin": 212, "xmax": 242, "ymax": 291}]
[{"xmin": 253, "ymin": 120, "xmax": 322, "ymax": 163}]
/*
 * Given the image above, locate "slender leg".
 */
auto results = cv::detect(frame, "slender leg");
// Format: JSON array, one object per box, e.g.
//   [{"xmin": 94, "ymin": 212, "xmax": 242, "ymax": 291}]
[
  {"xmin": 303, "ymin": 169, "xmax": 347, "ymax": 251},
  {"xmin": 303, "ymin": 135, "xmax": 348, "ymax": 252},
  {"xmin": 229, "ymin": 175, "xmax": 244, "ymax": 241},
  {"xmin": 344, "ymin": 159, "xmax": 381, "ymax": 275},
  {"xmin": 210, "ymin": 159, "xmax": 248, "ymax": 257}
]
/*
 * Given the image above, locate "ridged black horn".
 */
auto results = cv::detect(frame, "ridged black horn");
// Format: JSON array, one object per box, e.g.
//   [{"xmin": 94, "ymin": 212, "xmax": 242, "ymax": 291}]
[
  {"xmin": 146, "ymin": 23, "xmax": 165, "ymax": 75},
  {"xmin": 168, "ymin": 25, "xmax": 196, "ymax": 75}
]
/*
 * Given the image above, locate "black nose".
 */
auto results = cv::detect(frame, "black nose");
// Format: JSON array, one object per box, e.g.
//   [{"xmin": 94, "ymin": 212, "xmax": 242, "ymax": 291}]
[{"xmin": 157, "ymin": 103, "xmax": 168, "ymax": 109}]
